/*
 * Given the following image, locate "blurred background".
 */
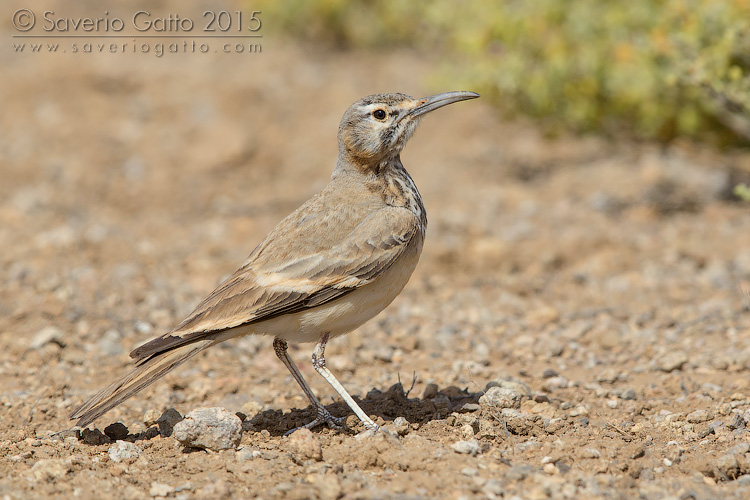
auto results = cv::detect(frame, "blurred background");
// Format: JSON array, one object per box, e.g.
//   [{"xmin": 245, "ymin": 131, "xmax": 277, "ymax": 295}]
[{"xmin": 2, "ymin": 1, "xmax": 750, "ymax": 497}]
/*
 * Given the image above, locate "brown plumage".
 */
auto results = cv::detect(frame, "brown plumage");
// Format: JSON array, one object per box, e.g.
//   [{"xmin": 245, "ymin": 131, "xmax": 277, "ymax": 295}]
[{"xmin": 70, "ymin": 91, "xmax": 479, "ymax": 431}]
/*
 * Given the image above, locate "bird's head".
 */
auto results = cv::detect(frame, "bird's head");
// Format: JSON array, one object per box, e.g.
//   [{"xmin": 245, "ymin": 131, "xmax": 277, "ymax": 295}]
[{"xmin": 337, "ymin": 91, "xmax": 479, "ymax": 172}]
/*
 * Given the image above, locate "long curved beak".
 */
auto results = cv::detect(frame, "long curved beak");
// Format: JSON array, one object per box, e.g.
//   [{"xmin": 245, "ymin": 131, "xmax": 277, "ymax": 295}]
[{"xmin": 405, "ymin": 91, "xmax": 480, "ymax": 120}]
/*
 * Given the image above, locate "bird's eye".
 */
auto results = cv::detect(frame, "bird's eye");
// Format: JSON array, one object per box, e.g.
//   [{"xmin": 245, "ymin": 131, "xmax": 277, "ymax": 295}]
[{"xmin": 372, "ymin": 109, "xmax": 387, "ymax": 120}]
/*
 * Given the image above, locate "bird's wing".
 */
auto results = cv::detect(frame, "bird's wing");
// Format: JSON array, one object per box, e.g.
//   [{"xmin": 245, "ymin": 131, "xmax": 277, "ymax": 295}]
[{"xmin": 130, "ymin": 206, "xmax": 419, "ymax": 362}]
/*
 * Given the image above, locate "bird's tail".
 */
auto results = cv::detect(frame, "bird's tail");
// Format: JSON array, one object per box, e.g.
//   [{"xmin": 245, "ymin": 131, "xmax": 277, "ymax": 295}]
[{"xmin": 69, "ymin": 338, "xmax": 217, "ymax": 428}]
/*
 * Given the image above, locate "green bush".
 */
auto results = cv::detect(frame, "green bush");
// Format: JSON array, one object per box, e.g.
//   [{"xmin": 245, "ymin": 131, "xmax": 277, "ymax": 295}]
[{"xmin": 256, "ymin": 0, "xmax": 750, "ymax": 146}]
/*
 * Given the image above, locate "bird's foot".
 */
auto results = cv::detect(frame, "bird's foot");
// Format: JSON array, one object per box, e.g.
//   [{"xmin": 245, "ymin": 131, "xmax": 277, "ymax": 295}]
[{"xmin": 284, "ymin": 406, "xmax": 347, "ymax": 436}]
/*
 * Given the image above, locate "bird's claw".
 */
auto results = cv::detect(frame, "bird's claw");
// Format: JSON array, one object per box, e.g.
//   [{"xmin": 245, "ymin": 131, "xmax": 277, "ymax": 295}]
[{"xmin": 284, "ymin": 407, "xmax": 347, "ymax": 436}]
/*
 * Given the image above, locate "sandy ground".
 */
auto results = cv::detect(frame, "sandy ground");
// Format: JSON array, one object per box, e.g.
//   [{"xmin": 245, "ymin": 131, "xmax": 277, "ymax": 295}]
[{"xmin": 2, "ymin": 2, "xmax": 750, "ymax": 499}]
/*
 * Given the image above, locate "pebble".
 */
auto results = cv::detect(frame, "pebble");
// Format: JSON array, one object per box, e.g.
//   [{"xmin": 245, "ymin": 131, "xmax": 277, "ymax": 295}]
[
  {"xmin": 654, "ymin": 350, "xmax": 688, "ymax": 372},
  {"xmin": 143, "ymin": 409, "xmax": 161, "ymax": 427},
  {"xmin": 686, "ymin": 409, "xmax": 712, "ymax": 423},
  {"xmin": 30, "ymin": 326, "xmax": 65, "ymax": 350},
  {"xmin": 31, "ymin": 459, "xmax": 69, "ymax": 481},
  {"xmin": 621, "ymin": 388, "xmax": 638, "ymax": 400},
  {"xmin": 287, "ymin": 428, "xmax": 323, "ymax": 462},
  {"xmin": 423, "ymin": 383, "xmax": 439, "ymax": 399},
  {"xmin": 149, "ymin": 482, "xmax": 174, "ymax": 497},
  {"xmin": 486, "ymin": 378, "xmax": 531, "ymax": 397},
  {"xmin": 726, "ymin": 442, "xmax": 750, "ymax": 455},
  {"xmin": 460, "ymin": 424, "xmax": 475, "ymax": 439},
  {"xmin": 597, "ymin": 369, "xmax": 618, "ymax": 384},
  {"xmin": 543, "ymin": 463, "xmax": 559, "ymax": 475},
  {"xmin": 156, "ymin": 408, "xmax": 183, "ymax": 437},
  {"xmin": 172, "ymin": 407, "xmax": 243, "ymax": 451},
  {"xmin": 714, "ymin": 453, "xmax": 740, "ymax": 478},
  {"xmin": 570, "ymin": 405, "xmax": 589, "ymax": 417},
  {"xmin": 459, "ymin": 403, "xmax": 481, "ymax": 413},
  {"xmin": 103, "ymin": 422, "xmax": 129, "ymax": 441},
  {"xmin": 542, "ymin": 376, "xmax": 570, "ymax": 391},
  {"xmin": 98, "ymin": 328, "xmax": 124, "ymax": 356},
  {"xmin": 392, "ymin": 416, "xmax": 410, "ymax": 436},
  {"xmin": 533, "ymin": 393, "xmax": 551, "ymax": 403},
  {"xmin": 451, "ymin": 439, "xmax": 481, "ymax": 456},
  {"xmin": 479, "ymin": 386, "xmax": 523, "ymax": 410},
  {"xmin": 236, "ymin": 446, "xmax": 262, "ymax": 461},
  {"xmin": 81, "ymin": 428, "xmax": 110, "ymax": 445},
  {"xmin": 108, "ymin": 441, "xmax": 142, "ymax": 464},
  {"xmin": 582, "ymin": 448, "xmax": 601, "ymax": 459},
  {"xmin": 483, "ymin": 479, "xmax": 503, "ymax": 496},
  {"xmin": 505, "ymin": 465, "xmax": 533, "ymax": 481},
  {"xmin": 728, "ymin": 413, "xmax": 746, "ymax": 430}
]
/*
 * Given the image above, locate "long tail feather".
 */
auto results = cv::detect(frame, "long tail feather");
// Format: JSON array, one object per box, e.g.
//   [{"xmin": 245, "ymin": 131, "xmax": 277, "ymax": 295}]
[{"xmin": 69, "ymin": 339, "xmax": 217, "ymax": 428}]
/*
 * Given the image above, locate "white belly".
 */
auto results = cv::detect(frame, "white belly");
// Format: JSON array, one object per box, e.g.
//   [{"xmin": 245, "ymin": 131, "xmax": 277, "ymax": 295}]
[{"xmin": 240, "ymin": 237, "xmax": 423, "ymax": 344}]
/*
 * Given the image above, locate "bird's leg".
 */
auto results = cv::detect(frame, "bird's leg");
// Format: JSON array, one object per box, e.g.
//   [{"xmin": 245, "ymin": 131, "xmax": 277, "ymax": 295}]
[
  {"xmin": 273, "ymin": 337, "xmax": 345, "ymax": 435},
  {"xmin": 312, "ymin": 332, "xmax": 379, "ymax": 431}
]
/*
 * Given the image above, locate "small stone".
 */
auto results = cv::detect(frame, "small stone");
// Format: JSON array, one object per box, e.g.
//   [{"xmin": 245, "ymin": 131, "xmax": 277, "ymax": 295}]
[
  {"xmin": 597, "ymin": 369, "xmax": 618, "ymax": 384},
  {"xmin": 483, "ymin": 479, "xmax": 503, "ymax": 496},
  {"xmin": 143, "ymin": 409, "xmax": 161, "ymax": 427},
  {"xmin": 196, "ymin": 479, "xmax": 230, "ymax": 499},
  {"xmin": 172, "ymin": 407, "xmax": 242, "ymax": 451},
  {"xmin": 460, "ymin": 424, "xmax": 475, "ymax": 439},
  {"xmin": 686, "ymin": 410, "xmax": 712, "ymax": 423},
  {"xmin": 715, "ymin": 453, "xmax": 740, "ymax": 479},
  {"xmin": 314, "ymin": 474, "xmax": 342, "ymax": 500},
  {"xmin": 461, "ymin": 467, "xmax": 478, "ymax": 476},
  {"xmin": 541, "ymin": 369, "xmax": 559, "ymax": 379},
  {"xmin": 542, "ymin": 376, "xmax": 569, "ymax": 391},
  {"xmin": 543, "ymin": 463, "xmax": 559, "ymax": 474},
  {"xmin": 726, "ymin": 442, "xmax": 750, "ymax": 456},
  {"xmin": 134, "ymin": 321, "xmax": 154, "ymax": 335},
  {"xmin": 451, "ymin": 439, "xmax": 481, "ymax": 456},
  {"xmin": 80, "ymin": 428, "xmax": 110, "ymax": 445},
  {"xmin": 698, "ymin": 426, "xmax": 714, "ymax": 439},
  {"xmin": 31, "ymin": 459, "xmax": 69, "ymax": 481},
  {"xmin": 393, "ymin": 416, "xmax": 410, "ymax": 436},
  {"xmin": 156, "ymin": 408, "xmax": 183, "ymax": 437},
  {"xmin": 98, "ymin": 328, "xmax": 124, "ymax": 356},
  {"xmin": 479, "ymin": 386, "xmax": 522, "ymax": 410},
  {"xmin": 655, "ymin": 350, "xmax": 688, "ymax": 372},
  {"xmin": 728, "ymin": 413, "xmax": 746, "ymax": 430},
  {"xmin": 149, "ymin": 482, "xmax": 174, "ymax": 497},
  {"xmin": 485, "ymin": 379, "xmax": 531, "ymax": 397},
  {"xmin": 241, "ymin": 400, "xmax": 264, "ymax": 419},
  {"xmin": 236, "ymin": 446, "xmax": 261, "ymax": 461},
  {"xmin": 107, "ymin": 440, "xmax": 142, "ymax": 464},
  {"xmin": 459, "ymin": 403, "xmax": 481, "ymax": 413},
  {"xmin": 506, "ymin": 465, "xmax": 533, "ymax": 481},
  {"xmin": 582, "ymin": 448, "xmax": 601, "ymax": 458},
  {"xmin": 287, "ymin": 428, "xmax": 323, "ymax": 462},
  {"xmin": 533, "ymin": 393, "xmax": 551, "ymax": 403},
  {"xmin": 104, "ymin": 422, "xmax": 129, "ymax": 441},
  {"xmin": 621, "ymin": 389, "xmax": 637, "ymax": 400},
  {"xmin": 423, "ymin": 383, "xmax": 439, "ymax": 399},
  {"xmin": 30, "ymin": 326, "xmax": 65, "ymax": 349}
]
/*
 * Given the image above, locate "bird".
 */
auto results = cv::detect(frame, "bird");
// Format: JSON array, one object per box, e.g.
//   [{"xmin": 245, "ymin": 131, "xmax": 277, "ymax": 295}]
[{"xmin": 70, "ymin": 90, "xmax": 480, "ymax": 433}]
